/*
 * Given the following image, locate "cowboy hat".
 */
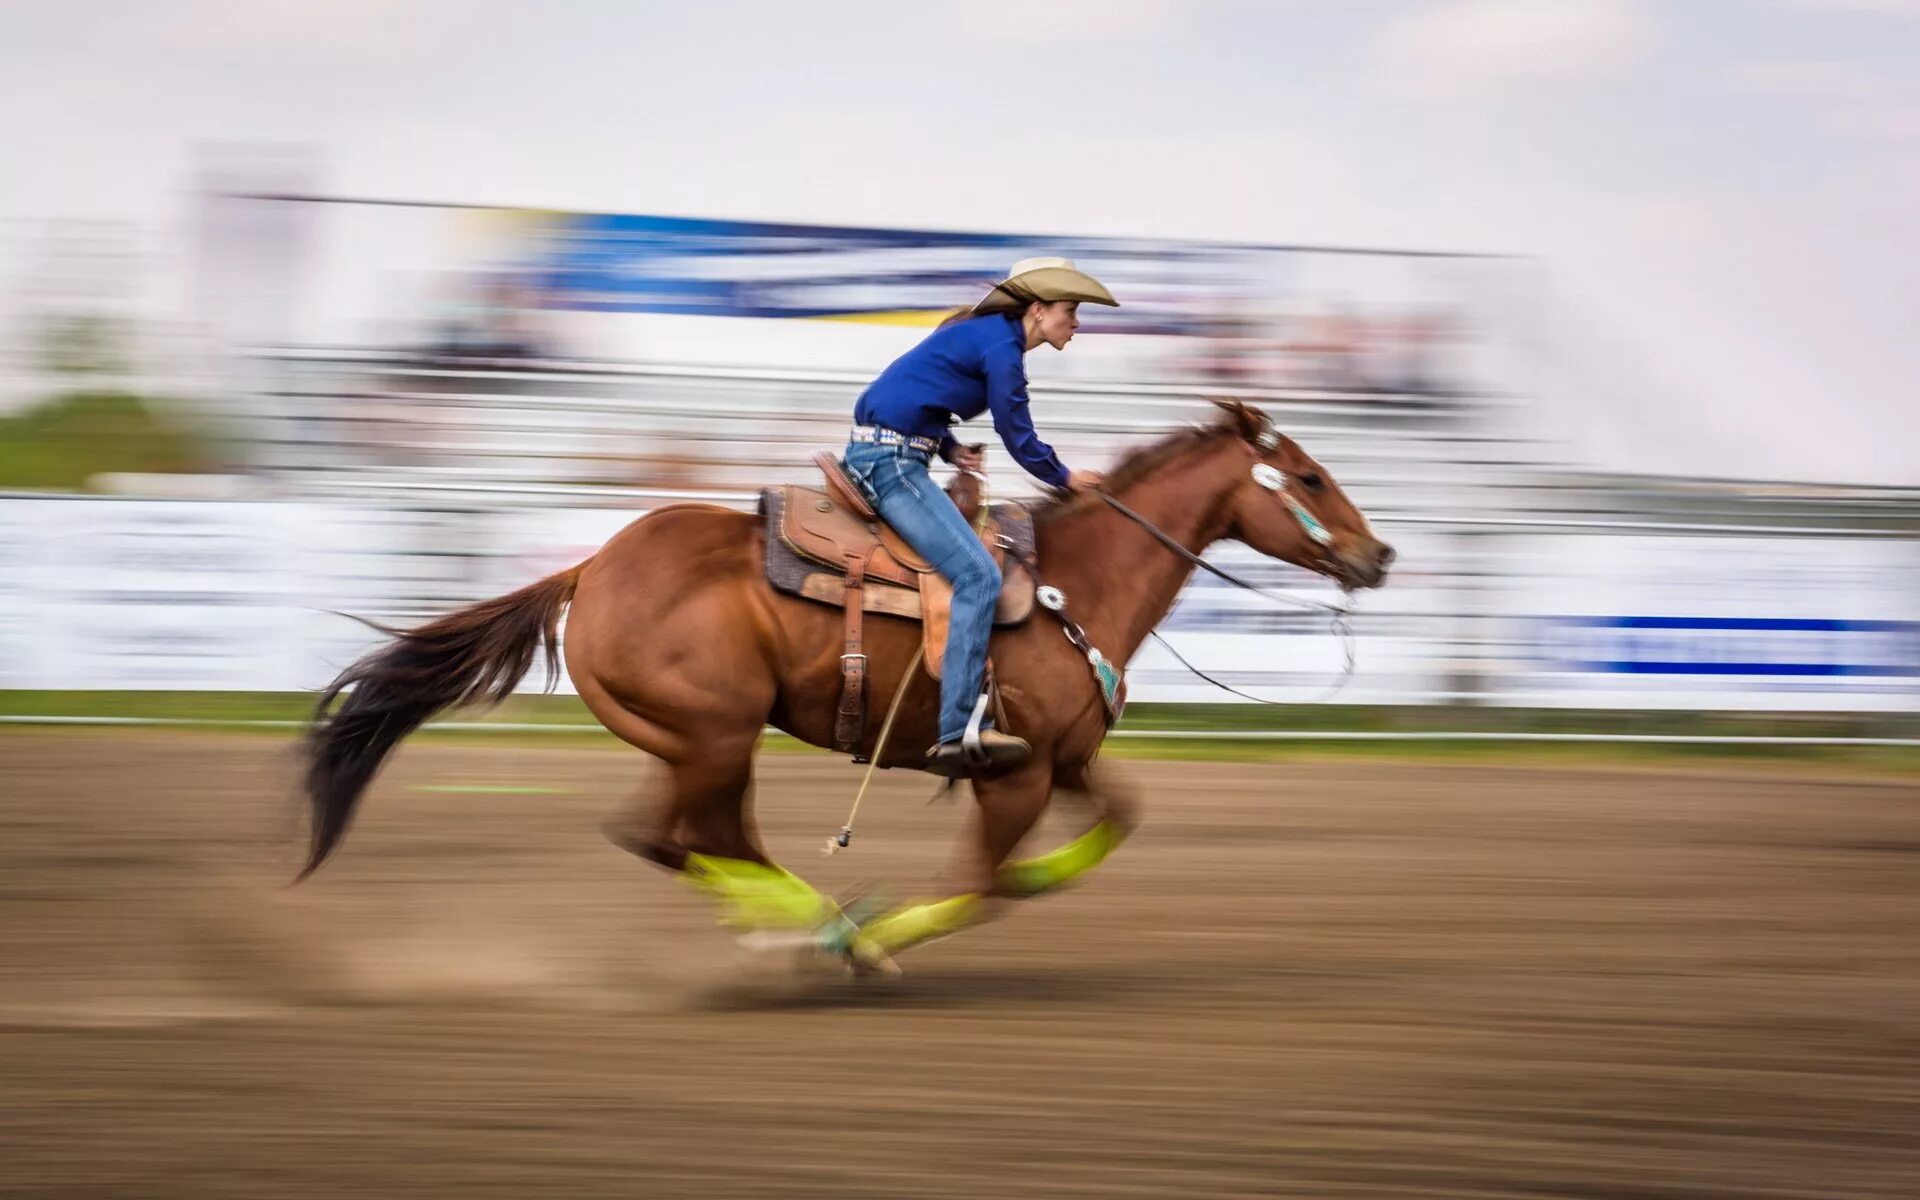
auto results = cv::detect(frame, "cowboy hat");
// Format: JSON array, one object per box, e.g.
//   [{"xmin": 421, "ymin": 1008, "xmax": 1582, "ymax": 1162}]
[{"xmin": 970, "ymin": 256, "xmax": 1120, "ymax": 315}]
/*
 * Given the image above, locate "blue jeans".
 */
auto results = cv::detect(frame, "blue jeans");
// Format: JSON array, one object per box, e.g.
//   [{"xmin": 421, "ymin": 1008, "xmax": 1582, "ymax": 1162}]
[{"xmin": 842, "ymin": 440, "xmax": 1001, "ymax": 745}]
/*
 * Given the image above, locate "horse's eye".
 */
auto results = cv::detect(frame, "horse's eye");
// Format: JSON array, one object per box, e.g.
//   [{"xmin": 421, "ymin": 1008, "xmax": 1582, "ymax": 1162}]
[{"xmin": 1300, "ymin": 472, "xmax": 1324, "ymax": 491}]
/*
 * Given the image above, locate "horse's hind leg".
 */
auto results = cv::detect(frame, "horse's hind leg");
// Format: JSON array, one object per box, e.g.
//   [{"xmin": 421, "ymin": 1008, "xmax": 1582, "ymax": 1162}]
[
  {"xmin": 604, "ymin": 740, "xmax": 841, "ymax": 937},
  {"xmin": 602, "ymin": 753, "xmax": 763, "ymax": 872}
]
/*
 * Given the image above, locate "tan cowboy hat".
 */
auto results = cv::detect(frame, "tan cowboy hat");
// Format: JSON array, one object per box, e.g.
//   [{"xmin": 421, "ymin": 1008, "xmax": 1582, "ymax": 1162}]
[{"xmin": 970, "ymin": 256, "xmax": 1120, "ymax": 315}]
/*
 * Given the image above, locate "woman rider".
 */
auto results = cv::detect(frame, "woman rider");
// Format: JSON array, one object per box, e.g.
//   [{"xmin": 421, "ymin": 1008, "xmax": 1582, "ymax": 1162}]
[{"xmin": 842, "ymin": 257, "xmax": 1117, "ymax": 775}]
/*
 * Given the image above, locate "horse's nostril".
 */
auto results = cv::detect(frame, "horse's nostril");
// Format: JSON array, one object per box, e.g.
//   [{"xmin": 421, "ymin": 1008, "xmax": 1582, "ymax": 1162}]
[{"xmin": 1377, "ymin": 544, "xmax": 1396, "ymax": 568}]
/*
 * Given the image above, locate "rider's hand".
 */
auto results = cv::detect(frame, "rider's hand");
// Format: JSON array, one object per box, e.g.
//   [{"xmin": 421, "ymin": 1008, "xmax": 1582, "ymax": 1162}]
[
  {"xmin": 948, "ymin": 444, "xmax": 986, "ymax": 473},
  {"xmin": 1066, "ymin": 468, "xmax": 1105, "ymax": 494}
]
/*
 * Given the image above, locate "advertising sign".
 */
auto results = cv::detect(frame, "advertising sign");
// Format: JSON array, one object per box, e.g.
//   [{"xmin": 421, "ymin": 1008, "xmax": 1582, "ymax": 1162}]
[
  {"xmin": 1503, "ymin": 535, "xmax": 1920, "ymax": 710},
  {"xmin": 536, "ymin": 212, "xmax": 1266, "ymax": 334}
]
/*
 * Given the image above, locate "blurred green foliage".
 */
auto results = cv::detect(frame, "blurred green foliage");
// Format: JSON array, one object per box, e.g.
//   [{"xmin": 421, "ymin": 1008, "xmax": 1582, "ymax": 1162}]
[{"xmin": 0, "ymin": 390, "xmax": 212, "ymax": 490}]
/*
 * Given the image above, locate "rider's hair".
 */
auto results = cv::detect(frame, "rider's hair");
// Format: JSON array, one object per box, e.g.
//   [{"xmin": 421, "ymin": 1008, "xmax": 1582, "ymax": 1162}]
[
  {"xmin": 937, "ymin": 289, "xmax": 1039, "ymax": 329},
  {"xmin": 938, "ymin": 306, "xmax": 997, "ymax": 329}
]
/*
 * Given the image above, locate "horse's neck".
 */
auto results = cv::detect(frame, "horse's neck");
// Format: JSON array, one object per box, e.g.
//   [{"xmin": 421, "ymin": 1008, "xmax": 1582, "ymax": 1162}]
[{"xmin": 1039, "ymin": 444, "xmax": 1236, "ymax": 666}]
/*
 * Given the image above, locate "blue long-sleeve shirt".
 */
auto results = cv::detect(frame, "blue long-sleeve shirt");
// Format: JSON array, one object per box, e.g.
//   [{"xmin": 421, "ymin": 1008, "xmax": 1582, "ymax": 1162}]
[{"xmin": 852, "ymin": 313, "xmax": 1071, "ymax": 488}]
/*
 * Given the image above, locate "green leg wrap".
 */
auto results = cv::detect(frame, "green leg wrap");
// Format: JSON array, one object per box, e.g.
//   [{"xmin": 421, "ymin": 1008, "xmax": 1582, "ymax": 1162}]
[
  {"xmin": 993, "ymin": 820, "xmax": 1123, "ymax": 898},
  {"xmin": 681, "ymin": 854, "xmax": 830, "ymax": 931},
  {"xmin": 856, "ymin": 894, "xmax": 985, "ymax": 957}
]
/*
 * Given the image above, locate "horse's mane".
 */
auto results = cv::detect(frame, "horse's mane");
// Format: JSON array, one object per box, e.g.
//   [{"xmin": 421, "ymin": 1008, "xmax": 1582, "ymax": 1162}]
[{"xmin": 1028, "ymin": 414, "xmax": 1238, "ymax": 525}]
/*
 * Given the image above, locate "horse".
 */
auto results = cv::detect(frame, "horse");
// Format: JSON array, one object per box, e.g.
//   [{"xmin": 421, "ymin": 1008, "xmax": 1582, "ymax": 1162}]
[{"xmin": 297, "ymin": 399, "xmax": 1393, "ymax": 974}]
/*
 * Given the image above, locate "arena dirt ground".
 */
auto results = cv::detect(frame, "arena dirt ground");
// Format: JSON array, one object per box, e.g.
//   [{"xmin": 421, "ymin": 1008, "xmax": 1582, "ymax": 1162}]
[{"xmin": 1, "ymin": 732, "xmax": 1915, "ymax": 1199}]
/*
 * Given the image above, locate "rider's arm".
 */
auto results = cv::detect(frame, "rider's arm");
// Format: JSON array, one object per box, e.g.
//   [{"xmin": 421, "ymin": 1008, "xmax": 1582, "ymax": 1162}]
[{"xmin": 983, "ymin": 339, "xmax": 1071, "ymax": 489}]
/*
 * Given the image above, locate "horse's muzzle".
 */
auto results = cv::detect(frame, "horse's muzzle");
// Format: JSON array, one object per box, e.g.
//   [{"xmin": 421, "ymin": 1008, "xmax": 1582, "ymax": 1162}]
[{"xmin": 1332, "ymin": 540, "xmax": 1395, "ymax": 589}]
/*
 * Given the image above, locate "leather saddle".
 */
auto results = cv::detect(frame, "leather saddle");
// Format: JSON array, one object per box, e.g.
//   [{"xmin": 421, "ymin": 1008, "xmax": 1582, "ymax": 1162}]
[{"xmin": 760, "ymin": 454, "xmax": 1037, "ymax": 756}]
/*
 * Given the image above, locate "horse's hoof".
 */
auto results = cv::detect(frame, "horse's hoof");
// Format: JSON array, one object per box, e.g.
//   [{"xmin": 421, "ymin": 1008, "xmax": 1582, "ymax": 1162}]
[
  {"xmin": 812, "ymin": 886, "xmax": 887, "ymax": 946},
  {"xmin": 845, "ymin": 939, "xmax": 902, "ymax": 979}
]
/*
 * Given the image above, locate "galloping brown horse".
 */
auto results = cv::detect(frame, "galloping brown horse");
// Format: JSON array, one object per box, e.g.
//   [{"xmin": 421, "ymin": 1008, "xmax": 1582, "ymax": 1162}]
[{"xmin": 299, "ymin": 400, "xmax": 1392, "ymax": 972}]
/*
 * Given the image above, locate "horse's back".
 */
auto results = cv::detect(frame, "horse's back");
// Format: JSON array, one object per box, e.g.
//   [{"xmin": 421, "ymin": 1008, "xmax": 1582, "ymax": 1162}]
[
  {"xmin": 566, "ymin": 503, "xmax": 783, "ymax": 709},
  {"xmin": 570, "ymin": 504, "xmax": 760, "ymax": 629}
]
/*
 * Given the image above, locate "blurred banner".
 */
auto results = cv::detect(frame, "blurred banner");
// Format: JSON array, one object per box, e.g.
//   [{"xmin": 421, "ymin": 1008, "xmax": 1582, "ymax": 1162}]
[
  {"xmin": 534, "ymin": 212, "xmax": 1267, "ymax": 332},
  {"xmin": 2, "ymin": 496, "xmax": 1914, "ymax": 709},
  {"xmin": 210, "ymin": 194, "xmax": 1507, "ymax": 392},
  {"xmin": 0, "ymin": 498, "xmax": 476, "ymax": 690},
  {"xmin": 1504, "ymin": 534, "xmax": 1920, "ymax": 710}
]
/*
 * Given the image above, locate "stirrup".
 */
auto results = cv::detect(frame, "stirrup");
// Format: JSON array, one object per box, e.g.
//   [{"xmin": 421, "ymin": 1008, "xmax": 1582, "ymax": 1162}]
[
  {"xmin": 926, "ymin": 693, "xmax": 1028, "ymax": 776},
  {"xmin": 925, "ymin": 730, "xmax": 1030, "ymax": 777}
]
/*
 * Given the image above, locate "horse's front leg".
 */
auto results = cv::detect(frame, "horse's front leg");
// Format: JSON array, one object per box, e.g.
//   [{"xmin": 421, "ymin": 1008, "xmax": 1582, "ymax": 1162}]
[
  {"xmin": 842, "ymin": 757, "xmax": 1055, "ymax": 967},
  {"xmin": 993, "ymin": 759, "xmax": 1138, "ymax": 899}
]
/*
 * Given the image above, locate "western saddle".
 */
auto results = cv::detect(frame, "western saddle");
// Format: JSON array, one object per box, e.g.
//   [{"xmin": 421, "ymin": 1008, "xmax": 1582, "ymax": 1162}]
[{"xmin": 758, "ymin": 452, "xmax": 1036, "ymax": 757}]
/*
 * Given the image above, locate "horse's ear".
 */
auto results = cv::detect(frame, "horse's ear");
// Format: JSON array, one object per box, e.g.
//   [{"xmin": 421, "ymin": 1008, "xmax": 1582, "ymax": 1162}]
[{"xmin": 1208, "ymin": 397, "xmax": 1266, "ymax": 443}]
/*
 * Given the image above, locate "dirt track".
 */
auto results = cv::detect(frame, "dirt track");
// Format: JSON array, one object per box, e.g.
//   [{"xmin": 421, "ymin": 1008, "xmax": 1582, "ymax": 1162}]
[{"xmin": 1, "ymin": 733, "xmax": 1916, "ymax": 1199}]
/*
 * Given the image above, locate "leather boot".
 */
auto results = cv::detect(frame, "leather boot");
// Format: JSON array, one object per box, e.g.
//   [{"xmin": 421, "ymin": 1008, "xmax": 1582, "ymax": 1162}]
[{"xmin": 925, "ymin": 729, "xmax": 1031, "ymax": 776}]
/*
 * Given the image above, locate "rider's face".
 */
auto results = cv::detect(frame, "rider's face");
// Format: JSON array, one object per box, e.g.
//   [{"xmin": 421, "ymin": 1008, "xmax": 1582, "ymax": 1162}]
[{"xmin": 1029, "ymin": 300, "xmax": 1081, "ymax": 351}]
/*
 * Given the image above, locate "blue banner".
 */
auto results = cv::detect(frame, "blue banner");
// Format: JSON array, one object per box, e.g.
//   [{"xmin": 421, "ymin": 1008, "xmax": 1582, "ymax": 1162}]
[
  {"xmin": 1539, "ymin": 616, "xmax": 1920, "ymax": 678},
  {"xmin": 533, "ymin": 212, "xmax": 1268, "ymax": 333}
]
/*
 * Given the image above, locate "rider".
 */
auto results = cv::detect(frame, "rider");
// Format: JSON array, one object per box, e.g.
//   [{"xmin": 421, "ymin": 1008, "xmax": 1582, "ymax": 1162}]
[{"xmin": 843, "ymin": 256, "xmax": 1117, "ymax": 775}]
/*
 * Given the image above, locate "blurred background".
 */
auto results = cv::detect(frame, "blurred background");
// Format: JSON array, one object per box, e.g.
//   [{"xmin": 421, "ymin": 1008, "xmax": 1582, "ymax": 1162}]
[
  {"xmin": 0, "ymin": 1, "xmax": 1913, "ymax": 714},
  {"xmin": 2, "ymin": 5, "xmax": 1918, "ymax": 1199}
]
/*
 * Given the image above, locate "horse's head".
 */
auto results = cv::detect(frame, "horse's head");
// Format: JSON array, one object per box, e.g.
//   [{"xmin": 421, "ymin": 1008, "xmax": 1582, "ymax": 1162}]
[{"xmin": 1208, "ymin": 399, "xmax": 1394, "ymax": 590}]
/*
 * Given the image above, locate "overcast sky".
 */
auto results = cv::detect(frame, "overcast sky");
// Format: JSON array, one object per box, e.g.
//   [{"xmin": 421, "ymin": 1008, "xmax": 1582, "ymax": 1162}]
[{"xmin": 1, "ymin": 0, "xmax": 1915, "ymax": 484}]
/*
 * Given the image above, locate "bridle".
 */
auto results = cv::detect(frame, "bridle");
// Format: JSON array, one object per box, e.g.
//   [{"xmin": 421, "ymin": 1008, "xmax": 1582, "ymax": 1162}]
[{"xmin": 1092, "ymin": 424, "xmax": 1360, "ymax": 704}]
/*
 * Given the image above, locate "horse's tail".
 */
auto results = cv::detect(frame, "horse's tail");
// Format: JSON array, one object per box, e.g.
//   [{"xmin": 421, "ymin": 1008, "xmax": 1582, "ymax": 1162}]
[{"xmin": 296, "ymin": 563, "xmax": 585, "ymax": 881}]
